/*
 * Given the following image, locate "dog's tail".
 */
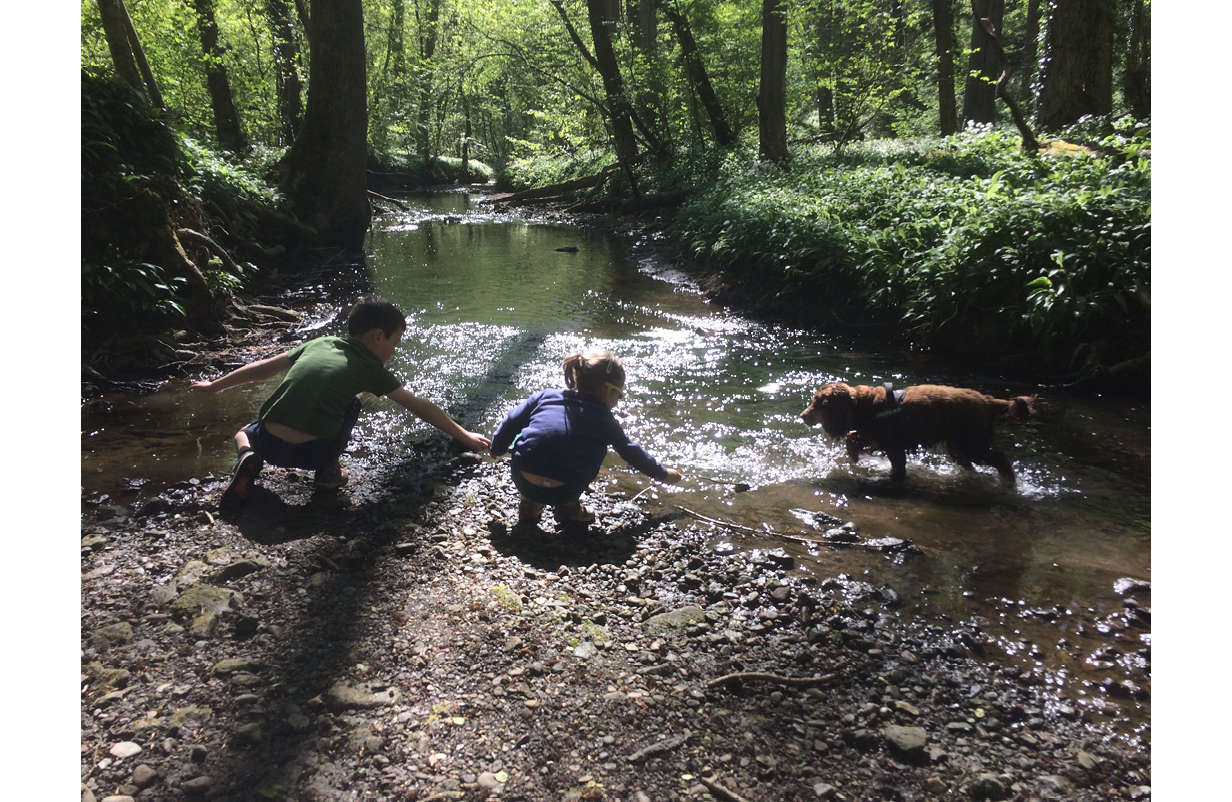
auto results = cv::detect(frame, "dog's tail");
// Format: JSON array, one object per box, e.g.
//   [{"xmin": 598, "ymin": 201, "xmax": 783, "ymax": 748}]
[{"xmin": 1000, "ymin": 394, "xmax": 1038, "ymax": 421}]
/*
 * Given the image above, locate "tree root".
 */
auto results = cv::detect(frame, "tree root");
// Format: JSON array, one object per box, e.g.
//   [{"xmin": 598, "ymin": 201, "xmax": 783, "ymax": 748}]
[
  {"xmin": 626, "ymin": 731, "xmax": 689, "ymax": 763},
  {"xmin": 700, "ymin": 777, "xmax": 753, "ymax": 802},
  {"xmin": 177, "ymin": 227, "xmax": 244, "ymax": 275}
]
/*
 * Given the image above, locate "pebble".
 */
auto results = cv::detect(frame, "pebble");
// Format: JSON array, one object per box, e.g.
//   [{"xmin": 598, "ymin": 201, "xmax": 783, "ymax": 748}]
[{"xmin": 108, "ymin": 741, "xmax": 141, "ymax": 759}]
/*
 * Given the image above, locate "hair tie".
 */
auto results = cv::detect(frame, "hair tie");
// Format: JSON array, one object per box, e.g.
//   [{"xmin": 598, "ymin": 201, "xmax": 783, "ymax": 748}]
[{"xmin": 606, "ymin": 358, "xmax": 614, "ymax": 374}]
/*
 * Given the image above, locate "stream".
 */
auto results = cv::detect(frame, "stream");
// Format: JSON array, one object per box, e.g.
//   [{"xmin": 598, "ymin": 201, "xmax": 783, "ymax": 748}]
[{"xmin": 82, "ymin": 191, "xmax": 1151, "ymax": 728}]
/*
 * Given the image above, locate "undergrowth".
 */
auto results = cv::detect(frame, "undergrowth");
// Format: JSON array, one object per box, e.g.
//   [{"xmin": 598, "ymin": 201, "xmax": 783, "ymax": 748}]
[{"xmin": 670, "ymin": 119, "xmax": 1151, "ymax": 377}]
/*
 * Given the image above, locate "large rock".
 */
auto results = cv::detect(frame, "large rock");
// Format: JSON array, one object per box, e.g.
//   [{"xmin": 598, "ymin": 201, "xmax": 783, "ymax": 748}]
[
  {"xmin": 323, "ymin": 682, "xmax": 400, "ymax": 712},
  {"xmin": 883, "ymin": 725, "xmax": 928, "ymax": 761},
  {"xmin": 642, "ymin": 605, "xmax": 707, "ymax": 631},
  {"xmin": 171, "ymin": 586, "xmax": 242, "ymax": 619}
]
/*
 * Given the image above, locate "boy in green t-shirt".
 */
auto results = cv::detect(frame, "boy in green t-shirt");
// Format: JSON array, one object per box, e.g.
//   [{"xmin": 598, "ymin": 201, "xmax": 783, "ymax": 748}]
[{"xmin": 192, "ymin": 296, "xmax": 490, "ymax": 507}]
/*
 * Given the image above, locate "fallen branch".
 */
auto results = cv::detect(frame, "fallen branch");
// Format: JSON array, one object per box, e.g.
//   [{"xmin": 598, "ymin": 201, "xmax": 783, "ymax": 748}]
[
  {"xmin": 495, "ymin": 167, "xmax": 617, "ymax": 204},
  {"xmin": 705, "ymin": 671, "xmax": 837, "ymax": 690},
  {"xmin": 626, "ymin": 732, "xmax": 689, "ymax": 763},
  {"xmin": 700, "ymin": 778, "xmax": 753, "ymax": 802},
  {"xmin": 368, "ymin": 189, "xmax": 409, "ymax": 212}
]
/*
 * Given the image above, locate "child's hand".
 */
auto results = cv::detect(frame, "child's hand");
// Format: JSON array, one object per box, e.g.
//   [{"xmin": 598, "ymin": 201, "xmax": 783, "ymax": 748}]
[
  {"xmin": 461, "ymin": 431, "xmax": 492, "ymax": 453},
  {"xmin": 190, "ymin": 380, "xmax": 219, "ymax": 396},
  {"xmin": 663, "ymin": 468, "xmax": 684, "ymax": 485}
]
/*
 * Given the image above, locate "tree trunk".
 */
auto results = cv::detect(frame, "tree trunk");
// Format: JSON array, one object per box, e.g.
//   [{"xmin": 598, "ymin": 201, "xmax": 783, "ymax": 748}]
[
  {"xmin": 627, "ymin": 0, "xmax": 667, "ymax": 149},
  {"xmin": 661, "ymin": 1, "xmax": 735, "ymax": 146},
  {"xmin": 96, "ymin": 0, "xmax": 163, "ymax": 108},
  {"xmin": 961, "ymin": 0, "xmax": 1003, "ymax": 125},
  {"xmin": 931, "ymin": 0, "xmax": 957, "ymax": 135},
  {"xmin": 267, "ymin": 0, "xmax": 304, "ymax": 146},
  {"xmin": 757, "ymin": 0, "xmax": 788, "ymax": 162},
  {"xmin": 96, "ymin": 0, "xmax": 143, "ymax": 91},
  {"xmin": 586, "ymin": 0, "xmax": 641, "ymax": 166},
  {"xmin": 1037, "ymin": 0, "xmax": 1114, "ymax": 131},
  {"xmin": 1016, "ymin": 0, "xmax": 1041, "ymax": 112},
  {"xmin": 192, "ymin": 0, "xmax": 249, "ymax": 153},
  {"xmin": 1121, "ymin": 0, "xmax": 1150, "ymax": 119},
  {"xmin": 276, "ymin": 0, "xmax": 370, "ymax": 252},
  {"xmin": 415, "ymin": 0, "xmax": 442, "ymax": 161}
]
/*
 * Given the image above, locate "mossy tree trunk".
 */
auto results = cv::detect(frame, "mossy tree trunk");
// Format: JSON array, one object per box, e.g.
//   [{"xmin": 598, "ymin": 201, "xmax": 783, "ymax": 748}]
[{"xmin": 931, "ymin": 0, "xmax": 958, "ymax": 135}]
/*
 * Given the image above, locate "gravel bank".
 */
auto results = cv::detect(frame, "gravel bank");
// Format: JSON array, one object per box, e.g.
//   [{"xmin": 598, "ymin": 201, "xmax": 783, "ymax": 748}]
[{"xmin": 80, "ymin": 433, "xmax": 1149, "ymax": 802}]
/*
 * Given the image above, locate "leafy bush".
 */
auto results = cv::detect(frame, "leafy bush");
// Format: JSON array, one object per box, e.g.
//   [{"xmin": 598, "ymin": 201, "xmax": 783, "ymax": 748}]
[
  {"xmin": 672, "ymin": 123, "xmax": 1151, "ymax": 374},
  {"xmin": 368, "ymin": 149, "xmax": 495, "ymax": 186},
  {"xmin": 82, "ymin": 260, "xmax": 186, "ymax": 338}
]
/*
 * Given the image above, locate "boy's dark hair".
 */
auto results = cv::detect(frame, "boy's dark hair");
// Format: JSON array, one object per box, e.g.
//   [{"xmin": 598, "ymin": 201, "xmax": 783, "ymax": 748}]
[{"xmin": 346, "ymin": 296, "xmax": 406, "ymax": 337}]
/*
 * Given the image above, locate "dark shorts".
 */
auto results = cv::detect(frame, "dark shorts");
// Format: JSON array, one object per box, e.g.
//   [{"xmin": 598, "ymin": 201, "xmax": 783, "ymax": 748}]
[
  {"xmin": 243, "ymin": 397, "xmax": 362, "ymax": 472},
  {"xmin": 509, "ymin": 461, "xmax": 590, "ymax": 506}
]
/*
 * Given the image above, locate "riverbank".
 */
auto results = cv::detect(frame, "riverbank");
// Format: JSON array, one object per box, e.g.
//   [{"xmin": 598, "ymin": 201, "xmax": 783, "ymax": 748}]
[{"xmin": 81, "ymin": 441, "xmax": 1149, "ymax": 802}]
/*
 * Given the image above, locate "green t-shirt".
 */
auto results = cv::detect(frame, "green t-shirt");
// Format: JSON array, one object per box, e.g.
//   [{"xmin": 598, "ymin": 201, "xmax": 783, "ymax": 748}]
[{"xmin": 257, "ymin": 336, "xmax": 403, "ymax": 439}]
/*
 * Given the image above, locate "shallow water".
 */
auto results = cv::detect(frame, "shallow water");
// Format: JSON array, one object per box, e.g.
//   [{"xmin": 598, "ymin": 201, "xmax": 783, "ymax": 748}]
[{"xmin": 82, "ymin": 192, "xmax": 1150, "ymax": 722}]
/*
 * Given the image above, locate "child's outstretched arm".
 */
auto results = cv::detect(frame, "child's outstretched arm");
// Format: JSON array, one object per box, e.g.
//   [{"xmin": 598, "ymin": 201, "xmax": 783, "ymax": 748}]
[
  {"xmin": 387, "ymin": 387, "xmax": 492, "ymax": 452},
  {"xmin": 191, "ymin": 353, "xmax": 292, "ymax": 396}
]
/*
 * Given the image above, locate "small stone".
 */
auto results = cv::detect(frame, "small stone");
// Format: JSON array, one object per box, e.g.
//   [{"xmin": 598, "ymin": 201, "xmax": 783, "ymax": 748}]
[
  {"xmin": 925, "ymin": 777, "xmax": 947, "ymax": 794},
  {"xmin": 109, "ymin": 741, "xmax": 141, "ymax": 759},
  {"xmin": 181, "ymin": 776, "xmax": 212, "ymax": 794},
  {"xmin": 236, "ymin": 723, "xmax": 262, "ymax": 744},
  {"xmin": 100, "ymin": 796, "xmax": 135, "ymax": 802},
  {"xmin": 812, "ymin": 782, "xmax": 836, "ymax": 799},
  {"xmin": 969, "ymin": 773, "xmax": 1006, "ymax": 801},
  {"xmin": 573, "ymin": 641, "xmax": 597, "ymax": 659},
  {"xmin": 130, "ymin": 765, "xmax": 158, "ymax": 789},
  {"xmin": 894, "ymin": 700, "xmax": 920, "ymax": 716}
]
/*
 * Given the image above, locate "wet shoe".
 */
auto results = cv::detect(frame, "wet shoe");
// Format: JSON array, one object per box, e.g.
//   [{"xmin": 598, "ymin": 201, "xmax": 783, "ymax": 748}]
[
  {"xmin": 518, "ymin": 497, "xmax": 546, "ymax": 525},
  {"xmin": 221, "ymin": 449, "xmax": 262, "ymax": 507},
  {"xmin": 314, "ymin": 466, "xmax": 350, "ymax": 490},
  {"xmin": 555, "ymin": 502, "xmax": 595, "ymax": 525}
]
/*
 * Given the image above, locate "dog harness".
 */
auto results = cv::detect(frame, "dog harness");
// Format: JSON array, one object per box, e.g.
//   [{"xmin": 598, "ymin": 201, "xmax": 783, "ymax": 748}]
[{"xmin": 875, "ymin": 382, "xmax": 907, "ymax": 419}]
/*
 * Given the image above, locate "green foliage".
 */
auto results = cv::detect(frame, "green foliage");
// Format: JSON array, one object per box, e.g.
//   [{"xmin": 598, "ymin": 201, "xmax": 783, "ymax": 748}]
[
  {"xmin": 181, "ymin": 137, "xmax": 287, "ymax": 209},
  {"xmin": 498, "ymin": 149, "xmax": 614, "ymax": 192},
  {"xmin": 368, "ymin": 148, "xmax": 495, "ymax": 185},
  {"xmin": 81, "ymin": 69, "xmax": 183, "ymax": 177},
  {"xmin": 82, "ymin": 260, "xmax": 187, "ymax": 337},
  {"xmin": 673, "ymin": 122, "xmax": 1151, "ymax": 372}
]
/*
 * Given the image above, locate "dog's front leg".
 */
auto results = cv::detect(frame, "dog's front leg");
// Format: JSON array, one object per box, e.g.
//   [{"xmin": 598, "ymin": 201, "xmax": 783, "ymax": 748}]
[
  {"xmin": 887, "ymin": 447, "xmax": 908, "ymax": 481},
  {"xmin": 844, "ymin": 431, "xmax": 864, "ymax": 463}
]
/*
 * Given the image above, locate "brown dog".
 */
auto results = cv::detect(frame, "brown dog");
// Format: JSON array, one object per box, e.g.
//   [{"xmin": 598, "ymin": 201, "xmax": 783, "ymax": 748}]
[{"xmin": 800, "ymin": 382, "xmax": 1037, "ymax": 483}]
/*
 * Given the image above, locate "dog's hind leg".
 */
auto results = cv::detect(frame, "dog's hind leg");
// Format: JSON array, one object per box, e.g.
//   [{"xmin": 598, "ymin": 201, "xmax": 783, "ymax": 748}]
[
  {"xmin": 945, "ymin": 441, "xmax": 976, "ymax": 472},
  {"xmin": 979, "ymin": 448, "xmax": 1017, "ymax": 484}
]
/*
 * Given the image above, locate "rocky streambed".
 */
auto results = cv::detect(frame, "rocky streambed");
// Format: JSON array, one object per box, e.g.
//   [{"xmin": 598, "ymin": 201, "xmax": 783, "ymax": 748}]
[{"xmin": 80, "ymin": 430, "xmax": 1150, "ymax": 802}]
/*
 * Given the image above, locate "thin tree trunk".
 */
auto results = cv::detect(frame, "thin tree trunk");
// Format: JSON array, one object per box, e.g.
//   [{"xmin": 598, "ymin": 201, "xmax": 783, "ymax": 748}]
[
  {"xmin": 627, "ymin": 0, "xmax": 667, "ymax": 148},
  {"xmin": 1122, "ymin": 0, "xmax": 1150, "ymax": 119},
  {"xmin": 961, "ymin": 0, "xmax": 1003, "ymax": 125},
  {"xmin": 1037, "ymin": 0, "xmax": 1114, "ymax": 130},
  {"xmin": 97, "ymin": 0, "xmax": 142, "ymax": 90},
  {"xmin": 931, "ymin": 0, "xmax": 957, "ymax": 135},
  {"xmin": 192, "ymin": 0, "xmax": 249, "ymax": 153},
  {"xmin": 116, "ymin": 0, "xmax": 164, "ymax": 108},
  {"xmin": 277, "ymin": 0, "xmax": 370, "ymax": 252},
  {"xmin": 586, "ymin": 0, "xmax": 641, "ymax": 168},
  {"xmin": 415, "ymin": 0, "xmax": 442, "ymax": 160},
  {"xmin": 757, "ymin": 0, "xmax": 788, "ymax": 162},
  {"xmin": 661, "ymin": 1, "xmax": 735, "ymax": 146},
  {"xmin": 1016, "ymin": 0, "xmax": 1041, "ymax": 112},
  {"xmin": 267, "ymin": 0, "xmax": 303, "ymax": 146}
]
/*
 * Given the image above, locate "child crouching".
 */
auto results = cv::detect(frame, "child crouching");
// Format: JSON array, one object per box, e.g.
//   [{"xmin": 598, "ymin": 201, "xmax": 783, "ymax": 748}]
[
  {"xmin": 192, "ymin": 296, "xmax": 490, "ymax": 508},
  {"xmin": 490, "ymin": 348, "xmax": 682, "ymax": 527}
]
